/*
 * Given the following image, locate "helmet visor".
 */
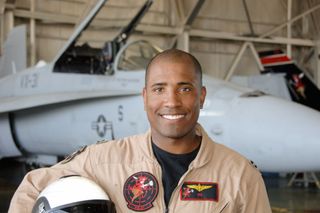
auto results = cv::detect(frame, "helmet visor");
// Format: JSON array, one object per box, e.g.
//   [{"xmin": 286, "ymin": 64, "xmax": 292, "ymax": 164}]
[{"xmin": 49, "ymin": 200, "xmax": 116, "ymax": 213}]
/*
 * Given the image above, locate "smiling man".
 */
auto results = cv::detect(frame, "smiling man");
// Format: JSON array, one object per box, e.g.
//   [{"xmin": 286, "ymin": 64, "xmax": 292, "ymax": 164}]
[
  {"xmin": 9, "ymin": 49, "xmax": 271, "ymax": 213},
  {"xmin": 142, "ymin": 49, "xmax": 271, "ymax": 212},
  {"xmin": 143, "ymin": 50, "xmax": 206, "ymax": 154}
]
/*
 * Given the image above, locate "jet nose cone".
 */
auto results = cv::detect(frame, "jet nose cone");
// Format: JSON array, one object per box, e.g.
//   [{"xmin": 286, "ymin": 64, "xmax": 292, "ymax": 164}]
[
  {"xmin": 242, "ymin": 96, "xmax": 320, "ymax": 172},
  {"xmin": 201, "ymin": 93, "xmax": 320, "ymax": 172}
]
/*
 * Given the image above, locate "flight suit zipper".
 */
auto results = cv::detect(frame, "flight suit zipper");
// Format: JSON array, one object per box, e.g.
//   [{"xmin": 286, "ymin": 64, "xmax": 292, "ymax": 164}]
[
  {"xmin": 153, "ymin": 160, "xmax": 168, "ymax": 213},
  {"xmin": 165, "ymin": 165, "xmax": 194, "ymax": 213}
]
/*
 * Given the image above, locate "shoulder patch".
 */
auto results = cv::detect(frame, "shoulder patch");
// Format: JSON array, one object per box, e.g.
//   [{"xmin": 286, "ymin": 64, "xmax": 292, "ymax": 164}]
[{"xmin": 61, "ymin": 146, "xmax": 87, "ymax": 164}]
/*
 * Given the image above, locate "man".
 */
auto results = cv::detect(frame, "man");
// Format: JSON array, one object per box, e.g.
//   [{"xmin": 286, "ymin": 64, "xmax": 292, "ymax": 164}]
[{"xmin": 9, "ymin": 49, "xmax": 272, "ymax": 212}]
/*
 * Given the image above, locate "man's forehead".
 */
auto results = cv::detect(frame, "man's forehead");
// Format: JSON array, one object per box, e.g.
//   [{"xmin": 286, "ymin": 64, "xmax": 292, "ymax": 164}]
[
  {"xmin": 145, "ymin": 50, "xmax": 202, "ymax": 87},
  {"xmin": 146, "ymin": 65, "xmax": 200, "ymax": 88},
  {"xmin": 148, "ymin": 63, "xmax": 196, "ymax": 80},
  {"xmin": 148, "ymin": 57, "xmax": 196, "ymax": 76},
  {"xmin": 151, "ymin": 53, "xmax": 193, "ymax": 67}
]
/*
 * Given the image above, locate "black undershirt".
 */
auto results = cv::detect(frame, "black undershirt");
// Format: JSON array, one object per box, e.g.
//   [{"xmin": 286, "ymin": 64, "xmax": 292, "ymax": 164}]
[{"xmin": 152, "ymin": 142, "xmax": 200, "ymax": 207}]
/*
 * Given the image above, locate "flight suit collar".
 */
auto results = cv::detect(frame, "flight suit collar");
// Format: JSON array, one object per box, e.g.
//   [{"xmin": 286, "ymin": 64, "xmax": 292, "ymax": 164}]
[
  {"xmin": 191, "ymin": 123, "xmax": 214, "ymax": 168},
  {"xmin": 142, "ymin": 123, "xmax": 214, "ymax": 168}
]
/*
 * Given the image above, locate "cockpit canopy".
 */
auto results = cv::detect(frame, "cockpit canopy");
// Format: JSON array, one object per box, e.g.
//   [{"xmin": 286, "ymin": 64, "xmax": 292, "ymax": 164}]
[
  {"xmin": 115, "ymin": 40, "xmax": 162, "ymax": 72},
  {"xmin": 53, "ymin": 40, "xmax": 161, "ymax": 75}
]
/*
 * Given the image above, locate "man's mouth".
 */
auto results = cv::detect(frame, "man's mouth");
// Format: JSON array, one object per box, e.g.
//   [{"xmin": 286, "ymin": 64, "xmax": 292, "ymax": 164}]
[{"xmin": 161, "ymin": 114, "xmax": 185, "ymax": 120}]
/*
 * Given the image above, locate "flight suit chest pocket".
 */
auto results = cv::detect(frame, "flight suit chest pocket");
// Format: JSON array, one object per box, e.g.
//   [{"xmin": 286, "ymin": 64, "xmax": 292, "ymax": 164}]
[{"xmin": 176, "ymin": 182, "xmax": 231, "ymax": 212}]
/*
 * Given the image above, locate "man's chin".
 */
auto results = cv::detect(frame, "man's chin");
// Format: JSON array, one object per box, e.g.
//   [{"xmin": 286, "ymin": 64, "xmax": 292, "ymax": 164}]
[{"xmin": 155, "ymin": 128, "xmax": 191, "ymax": 140}]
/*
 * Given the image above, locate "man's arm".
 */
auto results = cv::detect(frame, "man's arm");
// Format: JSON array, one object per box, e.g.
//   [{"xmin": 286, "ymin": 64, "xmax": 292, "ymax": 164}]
[
  {"xmin": 240, "ymin": 172, "xmax": 272, "ymax": 213},
  {"xmin": 8, "ymin": 146, "xmax": 94, "ymax": 213}
]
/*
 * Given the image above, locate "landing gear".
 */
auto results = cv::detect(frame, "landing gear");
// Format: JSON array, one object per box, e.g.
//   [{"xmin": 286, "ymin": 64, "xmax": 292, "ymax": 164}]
[{"xmin": 288, "ymin": 172, "xmax": 320, "ymax": 189}]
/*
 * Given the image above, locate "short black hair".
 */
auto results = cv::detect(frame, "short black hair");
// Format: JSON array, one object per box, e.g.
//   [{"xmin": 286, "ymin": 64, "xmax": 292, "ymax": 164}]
[{"xmin": 145, "ymin": 49, "xmax": 203, "ymax": 86}]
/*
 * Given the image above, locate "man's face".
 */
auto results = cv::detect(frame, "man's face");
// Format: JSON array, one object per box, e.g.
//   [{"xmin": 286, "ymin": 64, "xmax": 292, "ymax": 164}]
[{"xmin": 143, "ymin": 58, "xmax": 206, "ymax": 140}]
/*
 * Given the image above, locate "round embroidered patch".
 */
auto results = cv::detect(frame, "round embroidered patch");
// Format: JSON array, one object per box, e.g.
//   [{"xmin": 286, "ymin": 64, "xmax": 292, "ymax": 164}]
[{"xmin": 123, "ymin": 171, "xmax": 159, "ymax": 211}]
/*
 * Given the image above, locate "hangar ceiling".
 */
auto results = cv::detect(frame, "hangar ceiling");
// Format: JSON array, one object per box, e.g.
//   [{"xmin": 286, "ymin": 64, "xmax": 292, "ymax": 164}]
[{"xmin": 1, "ymin": 0, "xmax": 320, "ymax": 86}]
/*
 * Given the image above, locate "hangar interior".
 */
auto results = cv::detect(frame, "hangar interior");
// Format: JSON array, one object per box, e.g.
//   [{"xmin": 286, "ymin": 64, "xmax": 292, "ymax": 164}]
[
  {"xmin": 1, "ymin": 0, "xmax": 320, "ymax": 82},
  {"xmin": 1, "ymin": 0, "xmax": 320, "ymax": 212}
]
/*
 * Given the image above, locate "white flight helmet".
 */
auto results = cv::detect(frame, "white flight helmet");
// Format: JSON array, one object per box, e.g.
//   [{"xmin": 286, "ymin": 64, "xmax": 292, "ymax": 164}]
[{"xmin": 32, "ymin": 175, "xmax": 116, "ymax": 213}]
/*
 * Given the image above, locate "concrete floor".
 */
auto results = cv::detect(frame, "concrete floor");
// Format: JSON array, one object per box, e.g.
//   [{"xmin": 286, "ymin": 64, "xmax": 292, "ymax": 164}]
[
  {"xmin": 0, "ymin": 160, "xmax": 319, "ymax": 212},
  {"xmin": 265, "ymin": 173, "xmax": 320, "ymax": 213},
  {"xmin": 269, "ymin": 187, "xmax": 320, "ymax": 213}
]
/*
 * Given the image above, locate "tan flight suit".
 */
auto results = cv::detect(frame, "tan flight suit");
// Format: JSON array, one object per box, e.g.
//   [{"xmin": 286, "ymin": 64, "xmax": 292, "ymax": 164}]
[{"xmin": 9, "ymin": 124, "xmax": 272, "ymax": 212}]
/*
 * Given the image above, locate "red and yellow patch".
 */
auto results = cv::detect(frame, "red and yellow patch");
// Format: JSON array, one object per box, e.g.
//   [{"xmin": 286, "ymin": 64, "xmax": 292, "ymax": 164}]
[
  {"xmin": 123, "ymin": 172, "xmax": 159, "ymax": 211},
  {"xmin": 180, "ymin": 181, "xmax": 218, "ymax": 201}
]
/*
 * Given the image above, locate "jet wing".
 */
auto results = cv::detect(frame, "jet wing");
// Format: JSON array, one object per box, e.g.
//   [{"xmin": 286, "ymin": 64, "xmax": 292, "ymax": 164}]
[{"xmin": 0, "ymin": 90, "xmax": 140, "ymax": 113}]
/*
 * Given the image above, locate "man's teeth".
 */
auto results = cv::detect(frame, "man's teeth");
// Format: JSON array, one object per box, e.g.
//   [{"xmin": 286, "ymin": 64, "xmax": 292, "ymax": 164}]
[{"xmin": 162, "ymin": 114, "xmax": 185, "ymax": 120}]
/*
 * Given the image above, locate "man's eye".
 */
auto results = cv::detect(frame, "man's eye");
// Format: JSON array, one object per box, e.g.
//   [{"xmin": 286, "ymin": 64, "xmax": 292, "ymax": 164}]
[
  {"xmin": 180, "ymin": 87, "xmax": 192, "ymax": 92},
  {"xmin": 153, "ymin": 87, "xmax": 164, "ymax": 93}
]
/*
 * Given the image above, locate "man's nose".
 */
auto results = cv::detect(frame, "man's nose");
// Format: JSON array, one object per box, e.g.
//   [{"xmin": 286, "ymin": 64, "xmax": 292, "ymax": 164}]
[{"xmin": 164, "ymin": 90, "xmax": 182, "ymax": 107}]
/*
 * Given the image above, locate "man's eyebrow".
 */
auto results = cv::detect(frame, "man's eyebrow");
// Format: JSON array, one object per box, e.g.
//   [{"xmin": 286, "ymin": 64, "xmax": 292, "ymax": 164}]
[
  {"xmin": 150, "ymin": 82, "xmax": 194, "ymax": 87},
  {"xmin": 151, "ymin": 82, "xmax": 167, "ymax": 87},
  {"xmin": 177, "ymin": 82, "xmax": 194, "ymax": 86}
]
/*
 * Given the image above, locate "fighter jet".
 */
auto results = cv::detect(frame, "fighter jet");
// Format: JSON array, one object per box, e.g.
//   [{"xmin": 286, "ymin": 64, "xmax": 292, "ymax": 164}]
[{"xmin": 1, "ymin": 0, "xmax": 320, "ymax": 173}]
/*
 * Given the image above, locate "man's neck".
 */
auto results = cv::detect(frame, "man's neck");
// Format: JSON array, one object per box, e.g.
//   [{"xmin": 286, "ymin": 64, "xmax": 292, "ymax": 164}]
[{"xmin": 151, "ymin": 130, "xmax": 201, "ymax": 154}]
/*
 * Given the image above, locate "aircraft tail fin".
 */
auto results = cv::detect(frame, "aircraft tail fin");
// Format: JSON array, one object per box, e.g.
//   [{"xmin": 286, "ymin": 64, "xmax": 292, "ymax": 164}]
[
  {"xmin": 259, "ymin": 49, "xmax": 320, "ymax": 111},
  {"xmin": 0, "ymin": 25, "xmax": 27, "ymax": 78}
]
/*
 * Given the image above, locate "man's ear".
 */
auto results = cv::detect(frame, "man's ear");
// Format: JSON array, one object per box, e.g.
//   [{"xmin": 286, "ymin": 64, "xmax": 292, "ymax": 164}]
[{"xmin": 200, "ymin": 86, "xmax": 207, "ymax": 109}]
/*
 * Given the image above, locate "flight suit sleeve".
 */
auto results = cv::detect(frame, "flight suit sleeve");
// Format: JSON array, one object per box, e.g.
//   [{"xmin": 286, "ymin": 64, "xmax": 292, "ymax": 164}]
[
  {"xmin": 8, "ymin": 145, "xmax": 96, "ymax": 213},
  {"xmin": 239, "ymin": 172, "xmax": 272, "ymax": 213}
]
